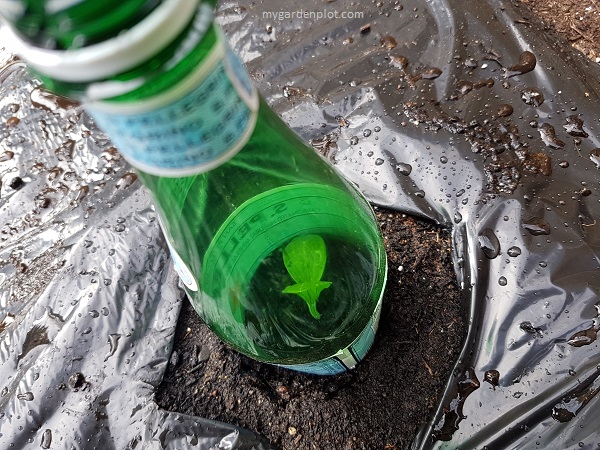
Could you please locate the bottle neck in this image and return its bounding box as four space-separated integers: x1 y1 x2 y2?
2 0 217 88
8 0 163 50
2 0 258 177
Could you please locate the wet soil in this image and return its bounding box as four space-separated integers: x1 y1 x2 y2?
156 2 600 449
156 210 466 450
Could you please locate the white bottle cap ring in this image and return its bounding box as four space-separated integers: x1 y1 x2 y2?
5 0 202 82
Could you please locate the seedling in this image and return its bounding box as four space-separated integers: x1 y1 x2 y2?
282 234 332 319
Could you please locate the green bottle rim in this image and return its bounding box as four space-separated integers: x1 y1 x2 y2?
5 0 208 82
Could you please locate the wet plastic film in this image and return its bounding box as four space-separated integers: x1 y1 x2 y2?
222 1 600 448
2 0 600 448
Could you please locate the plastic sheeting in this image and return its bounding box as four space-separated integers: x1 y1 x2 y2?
1 0 600 448
0 25 271 450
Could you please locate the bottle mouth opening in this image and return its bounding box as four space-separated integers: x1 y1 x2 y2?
4 0 209 82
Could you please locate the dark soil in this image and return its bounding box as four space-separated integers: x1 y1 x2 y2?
156 3 600 450
516 0 600 63
156 210 466 450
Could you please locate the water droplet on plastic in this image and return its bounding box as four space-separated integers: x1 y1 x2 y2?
40 429 52 449
421 67 443 80
380 35 397 50
478 228 501 259
104 334 121 361
349 136 358 145
1 386 8 397
114 224 126 232
567 326 598 347
89 310 100 318
539 261 547 268
390 55 409 70
54 139 75 162
84 240 93 248
8 177 24 190
374 126 381 132
498 276 507 286
116 172 138 189
564 115 589 137
484 370 500 387
440 156 448 164
17 392 34 401
30 88 78 112
538 123 565 149
0 151 14 162
504 51 537 78
103 279 112 286
375 158 384 166
507 246 521 257
589 149 600 169
415 190 425 198
34 196 51 209
521 87 544 107
559 160 569 168
6 116 21 128
335 115 349 127
453 212 462 224
101 307 109 316
523 217 551 236
496 104 513 117
520 321 543 336
396 163 412 175
363 129 372 137
68 372 86 389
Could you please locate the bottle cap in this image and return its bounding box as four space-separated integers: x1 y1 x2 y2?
4 0 203 82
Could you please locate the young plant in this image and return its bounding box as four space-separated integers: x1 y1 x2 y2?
282 234 332 319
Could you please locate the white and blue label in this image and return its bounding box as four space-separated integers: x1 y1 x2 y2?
85 32 259 177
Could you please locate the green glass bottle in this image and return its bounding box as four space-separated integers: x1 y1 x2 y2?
1 0 388 375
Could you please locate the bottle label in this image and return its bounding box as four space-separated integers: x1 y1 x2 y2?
84 30 259 177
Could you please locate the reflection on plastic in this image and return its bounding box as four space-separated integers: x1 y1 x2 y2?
552 368 600 423
431 367 480 442
227 0 600 448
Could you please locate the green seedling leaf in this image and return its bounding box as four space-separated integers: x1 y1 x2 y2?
282 235 332 319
